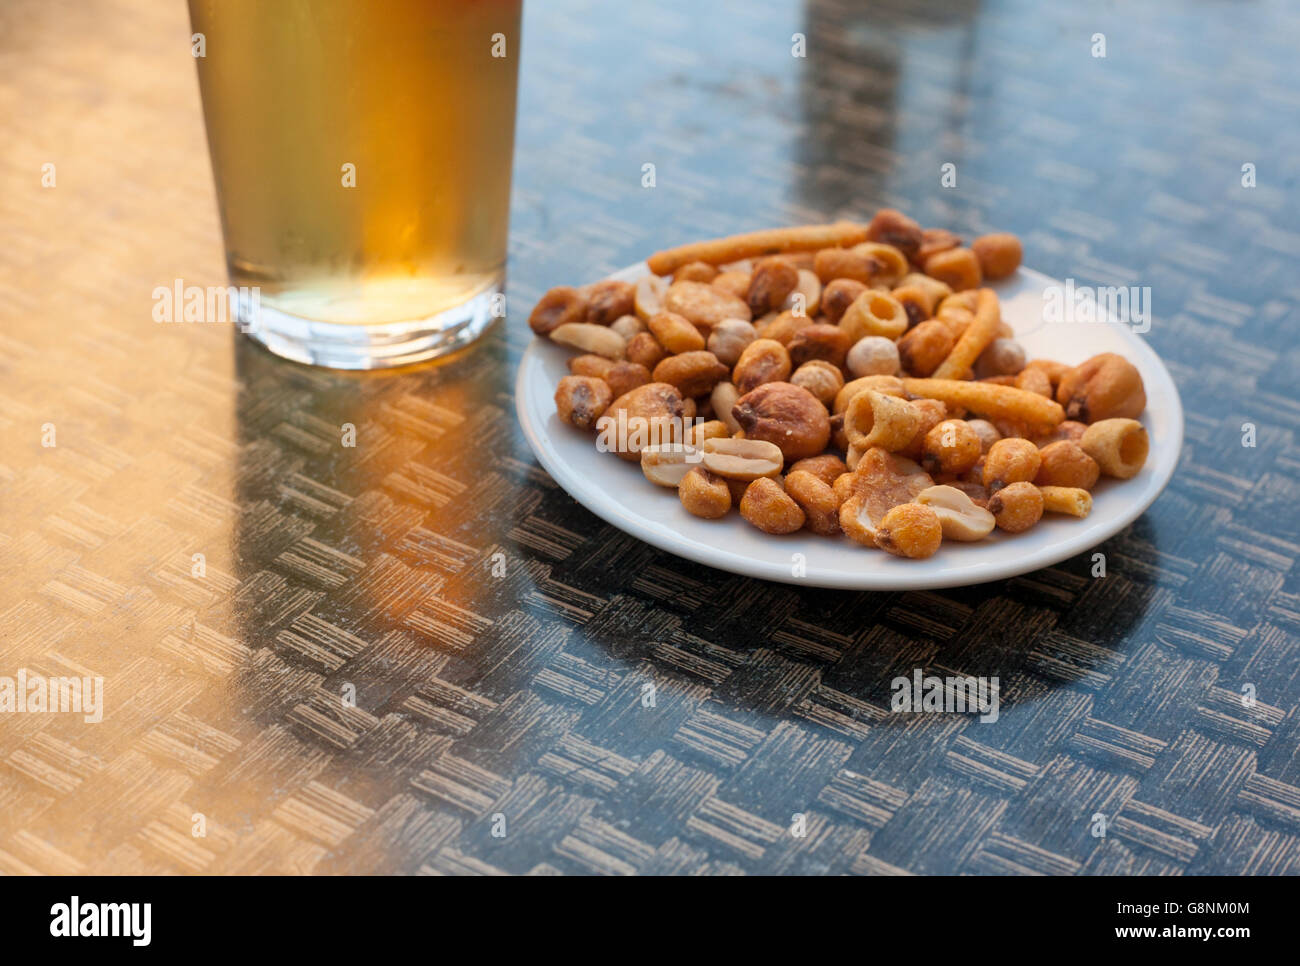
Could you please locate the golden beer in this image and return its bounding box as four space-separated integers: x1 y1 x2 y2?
188 0 522 367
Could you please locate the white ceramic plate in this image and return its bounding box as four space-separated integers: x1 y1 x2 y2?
516 264 1183 590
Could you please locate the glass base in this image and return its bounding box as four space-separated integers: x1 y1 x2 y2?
233 279 502 370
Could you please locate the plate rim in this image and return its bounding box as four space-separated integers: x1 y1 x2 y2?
515 263 1184 591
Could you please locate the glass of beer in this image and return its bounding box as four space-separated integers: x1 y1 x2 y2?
188 0 523 369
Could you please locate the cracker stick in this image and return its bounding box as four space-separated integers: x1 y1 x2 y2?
932 288 1000 380
902 377 1065 430
646 222 869 276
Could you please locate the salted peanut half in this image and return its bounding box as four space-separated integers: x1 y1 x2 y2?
641 443 700 487
634 274 669 321
915 484 995 541
1080 418 1149 479
782 269 823 317
844 390 922 451
710 381 742 434
789 454 848 487
550 322 627 360
700 437 784 481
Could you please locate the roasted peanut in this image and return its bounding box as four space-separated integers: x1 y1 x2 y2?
647 311 706 354
1014 366 1053 398
897 319 955 377
732 382 831 461
678 466 731 518
789 454 848 487
840 290 909 342
664 280 752 328
898 398 949 461
706 318 758 367
530 285 588 334
710 381 742 434
652 350 730 397
916 227 961 265
788 324 851 369
987 481 1044 533
782 269 823 317
675 261 719 283
921 420 982 475
932 305 974 341
845 391 921 451
700 436 784 481
612 315 647 341
641 444 700 487
974 338 1027 379
732 338 792 394
712 270 752 301
1080 418 1149 479
600 382 686 461
625 331 667 369
790 360 844 406
821 278 870 324
569 354 614 379
757 310 813 347
1056 353 1146 423
966 418 1001 453
982 437 1042 492
555 376 613 431
971 233 1023 280
924 248 982 291
1039 485 1092 518
747 257 800 315
784 470 841 536
634 274 668 321
603 361 651 399
1034 440 1100 490
740 477 806 534
686 419 730 448
915 484 996 541
875 503 943 558
866 208 923 259
584 279 635 325
846 336 900 378
550 322 627 359
898 272 953 307
814 247 877 286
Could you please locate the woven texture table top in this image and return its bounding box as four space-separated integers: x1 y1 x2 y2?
1 0 1298 875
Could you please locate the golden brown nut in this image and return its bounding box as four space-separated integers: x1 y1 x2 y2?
647 311 706 354
633 274 668 321
712 270 752 301
921 420 982 475
966 418 1001 453
787 324 851 369
1015 366 1053 398
987 481 1044 533
971 233 1023 280
846 336 900 378
603 361 652 399
600 382 687 461
530 285 588 335
875 503 943 558
783 269 823 317
1080 418 1149 479
555 376 613 431
813 247 878 286
974 338 1027 379
739 477 806 534
788 454 848 487
675 261 719 283
685 419 730 448
784 470 841 536
866 208 923 259
550 323 627 359
584 279 636 325
700 437 784 481
821 278 870 324
756 310 813 347
610 314 646 341
652 351 730 397
569 354 614 379
1034 440 1100 490
747 257 800 315
664 280 752 328
1032 420 1087 447
923 248 982 291
982 437 1042 492
710 381 742 434
732 382 831 461
897 320 955 377
732 338 792 394
898 398 949 461
625 331 667 369
1056 353 1146 423
916 228 962 265
641 444 699 487
790 360 844 406
679 466 731 519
